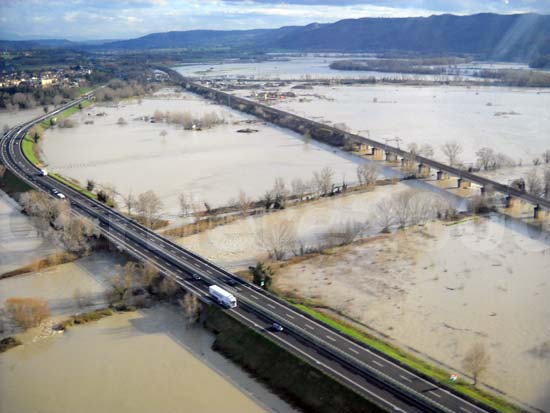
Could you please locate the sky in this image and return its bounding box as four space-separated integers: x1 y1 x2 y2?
1 0 549 41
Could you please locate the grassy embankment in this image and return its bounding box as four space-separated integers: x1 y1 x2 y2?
204 306 387 413
295 304 520 413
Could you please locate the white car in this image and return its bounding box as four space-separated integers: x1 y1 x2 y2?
40 169 48 176
56 193 66 199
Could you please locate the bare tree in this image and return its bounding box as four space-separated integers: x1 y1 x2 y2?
179 293 202 326
321 220 368 247
272 177 289 206
237 190 253 215
525 169 543 197
441 141 463 166
419 144 434 158
5 297 50 329
116 117 127 126
256 219 297 260
375 198 396 233
136 190 164 228
160 129 167 141
476 147 496 170
29 124 44 143
291 177 308 199
462 342 490 386
313 167 334 195
178 193 193 217
54 213 100 255
122 192 136 215
73 288 94 309
543 150 550 164
544 168 550 200
356 163 379 186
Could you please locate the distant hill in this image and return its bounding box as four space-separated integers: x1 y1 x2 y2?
100 13 550 62
2 13 550 62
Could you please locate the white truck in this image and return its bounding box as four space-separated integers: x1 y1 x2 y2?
209 285 237 308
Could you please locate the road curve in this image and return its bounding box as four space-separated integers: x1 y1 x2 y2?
1 95 499 413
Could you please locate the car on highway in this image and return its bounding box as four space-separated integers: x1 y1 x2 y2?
51 188 59 195
191 273 202 281
40 169 48 176
271 322 284 332
223 277 238 286
56 193 66 199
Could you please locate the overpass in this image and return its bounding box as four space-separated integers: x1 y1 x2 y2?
1 93 501 413
172 70 550 217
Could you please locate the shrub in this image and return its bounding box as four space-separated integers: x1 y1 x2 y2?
5 297 50 329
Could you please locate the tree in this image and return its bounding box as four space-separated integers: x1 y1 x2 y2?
237 190 253 215
136 190 163 228
291 177 308 199
29 124 44 143
256 219 297 260
178 193 193 217
53 213 99 255
116 117 127 126
248 262 274 289
5 297 50 329
441 141 463 166
322 220 367 247
0 165 6 180
462 343 490 386
313 167 334 195
543 150 550 164
179 293 201 325
544 168 550 200
375 197 396 233
122 192 136 215
159 129 167 141
86 179 96 192
525 169 543 197
271 177 289 207
476 147 496 170
356 163 379 186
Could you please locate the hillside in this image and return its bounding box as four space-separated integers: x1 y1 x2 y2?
100 13 550 61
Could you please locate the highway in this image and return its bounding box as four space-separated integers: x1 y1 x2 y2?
0 94 498 413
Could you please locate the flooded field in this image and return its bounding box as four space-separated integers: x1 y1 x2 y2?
275 216 550 411
0 191 58 275
177 183 410 270
267 84 550 166
0 107 43 131
174 56 529 81
0 305 295 413
0 252 122 317
41 89 361 216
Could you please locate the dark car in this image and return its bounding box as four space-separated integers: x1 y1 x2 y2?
191 273 201 281
271 323 284 332
224 277 238 286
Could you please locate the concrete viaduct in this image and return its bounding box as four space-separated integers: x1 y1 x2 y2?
168 69 549 219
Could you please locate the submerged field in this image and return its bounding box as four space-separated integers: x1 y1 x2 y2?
248 83 550 166
41 88 363 216
274 216 550 411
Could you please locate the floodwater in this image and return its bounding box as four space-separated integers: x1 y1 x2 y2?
0 252 121 316
174 56 529 81
0 305 296 413
269 84 550 166
41 89 363 215
276 216 550 411
0 107 43 131
0 190 58 275
178 183 411 270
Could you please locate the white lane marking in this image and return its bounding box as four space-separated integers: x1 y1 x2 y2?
285 313 295 319
305 324 315 330
372 360 384 368
349 347 359 354
399 374 412 383
250 295 259 300
460 407 473 413
233 311 402 412
326 335 336 342
430 391 441 399
267 304 276 309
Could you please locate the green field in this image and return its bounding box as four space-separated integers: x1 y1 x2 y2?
295 304 520 413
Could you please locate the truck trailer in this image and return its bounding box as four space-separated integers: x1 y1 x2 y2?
209 285 237 308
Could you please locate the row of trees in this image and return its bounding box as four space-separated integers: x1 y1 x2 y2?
94 79 159 103
0 84 80 111
19 190 99 255
152 110 225 130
